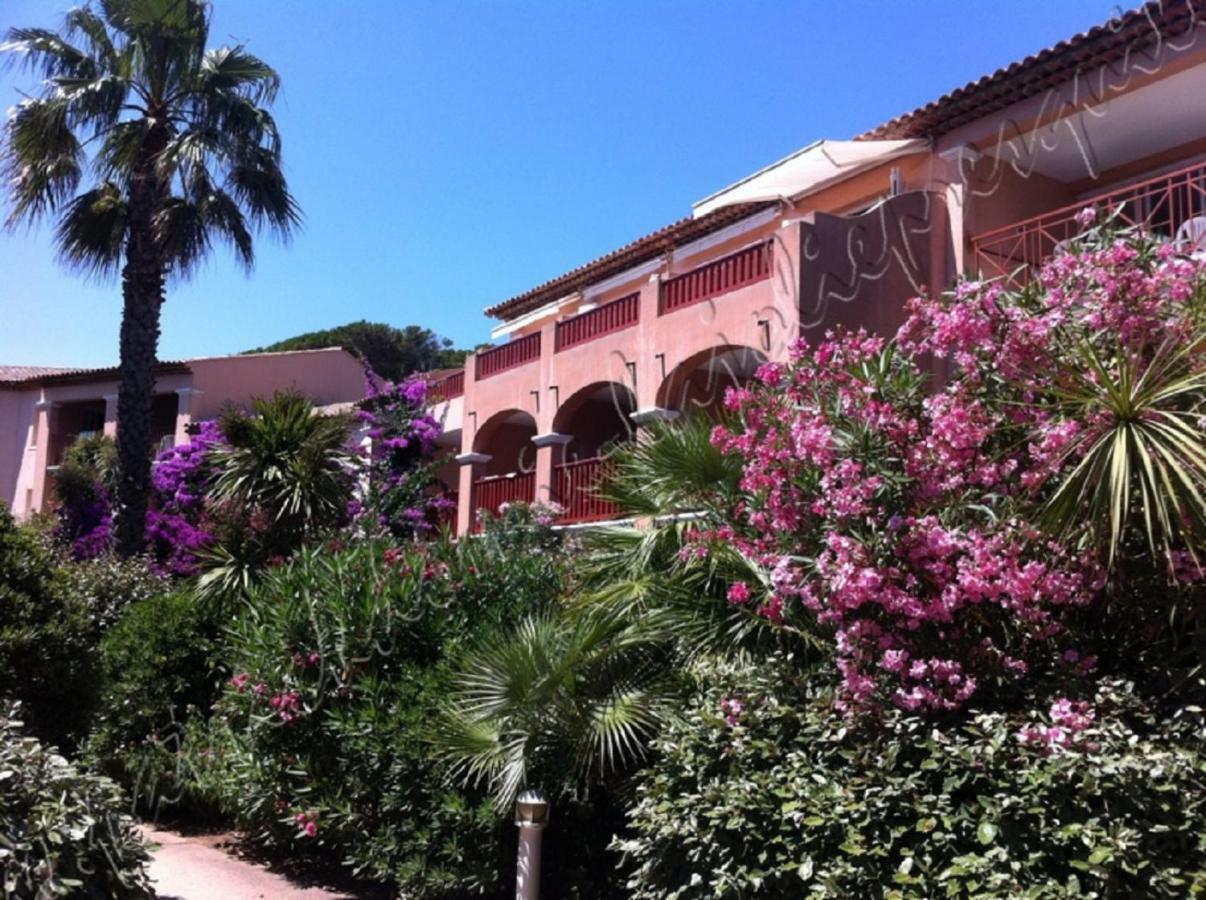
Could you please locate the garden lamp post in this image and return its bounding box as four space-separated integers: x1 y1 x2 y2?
514 789 549 900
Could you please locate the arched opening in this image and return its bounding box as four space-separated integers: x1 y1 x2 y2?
471 409 537 523
657 344 767 420
433 428 461 534
551 381 637 524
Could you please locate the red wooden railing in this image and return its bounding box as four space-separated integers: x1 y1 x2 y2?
426 371 465 403
475 333 541 381
554 456 618 524
555 293 640 351
473 472 535 527
973 160 1206 281
659 241 772 315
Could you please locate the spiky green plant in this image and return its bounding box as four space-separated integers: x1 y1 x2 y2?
1040 330 1206 571
1 0 299 555
433 612 673 809
576 415 816 658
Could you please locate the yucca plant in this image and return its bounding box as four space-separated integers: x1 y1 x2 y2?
433 612 674 810
1 0 298 555
199 392 352 598
1040 332 1206 571
210 391 353 530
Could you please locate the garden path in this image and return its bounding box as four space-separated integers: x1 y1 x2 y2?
142 826 364 900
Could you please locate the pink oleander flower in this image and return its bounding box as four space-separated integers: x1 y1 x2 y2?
1073 206 1097 228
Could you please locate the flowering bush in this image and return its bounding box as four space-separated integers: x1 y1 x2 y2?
52 434 116 560
617 657 1206 899
188 526 566 896
353 371 452 537
708 227 1205 714
145 420 222 575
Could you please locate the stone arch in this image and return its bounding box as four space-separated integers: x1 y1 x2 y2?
472 408 538 477
552 380 637 462
656 344 767 419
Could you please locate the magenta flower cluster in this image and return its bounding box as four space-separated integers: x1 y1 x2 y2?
709 225 1204 716
355 370 451 535
145 420 223 575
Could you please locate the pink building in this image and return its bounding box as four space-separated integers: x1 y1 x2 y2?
426 2 1206 534
0 347 365 519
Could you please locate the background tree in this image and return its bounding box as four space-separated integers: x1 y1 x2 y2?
247 320 468 381
1 0 299 555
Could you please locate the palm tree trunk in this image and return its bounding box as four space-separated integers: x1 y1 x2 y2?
112 146 166 558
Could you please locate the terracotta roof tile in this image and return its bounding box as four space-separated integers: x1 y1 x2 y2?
861 1 1203 140
483 201 775 321
0 361 191 389
0 365 80 382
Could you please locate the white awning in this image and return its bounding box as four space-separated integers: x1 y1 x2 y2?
692 138 928 218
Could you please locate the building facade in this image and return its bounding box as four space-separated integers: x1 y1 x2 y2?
0 347 365 519
425 1 1206 535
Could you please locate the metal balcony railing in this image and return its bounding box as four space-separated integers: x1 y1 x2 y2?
472 471 535 528
427 370 465 402
972 160 1206 281
554 456 618 524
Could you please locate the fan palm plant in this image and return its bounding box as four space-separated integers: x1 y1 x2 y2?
433 612 673 810
1 0 299 555
577 415 813 658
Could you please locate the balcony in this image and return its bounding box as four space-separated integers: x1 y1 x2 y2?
555 292 639 352
659 241 771 315
973 160 1206 281
554 456 618 524
473 471 535 528
475 332 541 381
427 371 465 402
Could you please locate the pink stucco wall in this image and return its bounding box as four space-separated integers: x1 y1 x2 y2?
0 347 364 520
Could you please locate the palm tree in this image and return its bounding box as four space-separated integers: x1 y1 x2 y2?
1 0 299 555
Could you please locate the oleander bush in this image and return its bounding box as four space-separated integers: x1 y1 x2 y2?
0 705 152 899
617 656 1206 899
189 514 566 897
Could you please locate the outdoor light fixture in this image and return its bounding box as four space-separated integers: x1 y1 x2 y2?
514 790 550 827
514 789 549 900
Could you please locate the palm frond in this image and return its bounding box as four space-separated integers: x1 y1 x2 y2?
2 98 83 226
53 182 127 276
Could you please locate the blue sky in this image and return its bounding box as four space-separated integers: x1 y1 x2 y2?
1 0 1114 367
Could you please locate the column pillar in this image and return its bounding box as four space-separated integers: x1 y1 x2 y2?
102 393 119 439
455 452 491 535
31 399 58 514
634 273 665 411
531 432 572 507
173 387 199 446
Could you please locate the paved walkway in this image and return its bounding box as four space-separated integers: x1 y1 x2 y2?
142 826 361 900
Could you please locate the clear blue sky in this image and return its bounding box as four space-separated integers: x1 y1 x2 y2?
1 0 1114 367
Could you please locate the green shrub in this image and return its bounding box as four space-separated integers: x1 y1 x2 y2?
58 555 167 633
617 657 1206 899
0 705 152 899
0 505 97 748
192 528 563 897
85 588 222 813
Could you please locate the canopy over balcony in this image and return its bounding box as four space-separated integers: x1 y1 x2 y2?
692 138 927 217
